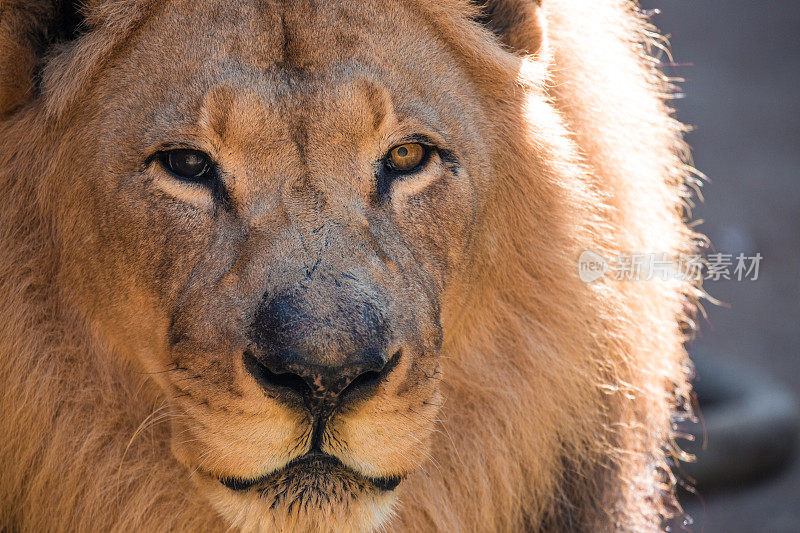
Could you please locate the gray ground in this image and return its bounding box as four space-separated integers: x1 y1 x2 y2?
640 1 800 531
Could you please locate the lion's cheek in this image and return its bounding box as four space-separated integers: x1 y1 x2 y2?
330 393 441 479
391 180 477 289
169 403 307 480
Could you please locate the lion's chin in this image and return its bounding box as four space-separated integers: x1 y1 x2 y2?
220 453 403 499
200 453 402 532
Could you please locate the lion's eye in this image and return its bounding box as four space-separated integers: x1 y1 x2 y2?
158 149 212 182
386 143 426 173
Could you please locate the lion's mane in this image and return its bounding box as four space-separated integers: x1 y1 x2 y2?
0 0 700 530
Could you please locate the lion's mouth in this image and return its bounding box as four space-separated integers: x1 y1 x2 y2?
218 452 403 494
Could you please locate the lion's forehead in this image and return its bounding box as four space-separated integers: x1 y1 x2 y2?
91 0 478 141
43 0 492 131
116 0 456 83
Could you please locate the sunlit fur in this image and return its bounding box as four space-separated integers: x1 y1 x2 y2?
0 0 700 531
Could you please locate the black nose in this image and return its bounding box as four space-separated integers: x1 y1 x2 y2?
243 348 398 406
244 292 396 408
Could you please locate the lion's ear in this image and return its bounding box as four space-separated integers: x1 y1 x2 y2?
470 0 545 55
0 0 85 117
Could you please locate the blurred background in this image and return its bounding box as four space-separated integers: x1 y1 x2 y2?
639 1 800 531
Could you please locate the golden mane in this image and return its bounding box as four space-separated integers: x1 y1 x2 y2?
0 0 700 530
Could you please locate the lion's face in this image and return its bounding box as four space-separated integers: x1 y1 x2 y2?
56 0 490 528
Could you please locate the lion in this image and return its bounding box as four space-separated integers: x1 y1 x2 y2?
0 0 701 531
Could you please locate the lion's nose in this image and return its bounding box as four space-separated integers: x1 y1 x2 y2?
244 291 397 408
243 348 398 405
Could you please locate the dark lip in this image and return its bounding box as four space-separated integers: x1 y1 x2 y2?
218 452 404 493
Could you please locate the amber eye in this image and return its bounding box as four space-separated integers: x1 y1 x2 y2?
158 149 212 182
387 143 426 172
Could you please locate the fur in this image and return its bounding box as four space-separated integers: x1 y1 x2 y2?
0 0 701 530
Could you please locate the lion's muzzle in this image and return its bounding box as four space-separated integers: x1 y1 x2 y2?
244 287 400 413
